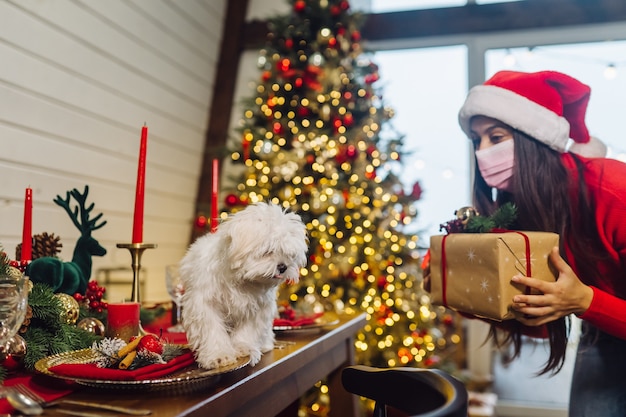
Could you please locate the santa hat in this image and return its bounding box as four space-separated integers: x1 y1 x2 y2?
458 70 606 157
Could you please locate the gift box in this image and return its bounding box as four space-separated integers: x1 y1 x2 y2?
429 231 559 320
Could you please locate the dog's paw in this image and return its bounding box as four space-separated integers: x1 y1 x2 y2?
195 351 239 370
247 348 262 366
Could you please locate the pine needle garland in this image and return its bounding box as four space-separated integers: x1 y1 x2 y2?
465 203 518 233
20 283 101 371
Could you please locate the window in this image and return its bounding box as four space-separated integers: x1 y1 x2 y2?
370 2 626 415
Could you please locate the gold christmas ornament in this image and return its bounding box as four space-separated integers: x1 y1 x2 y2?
455 206 479 225
54 293 80 325
77 317 105 336
6 266 23 280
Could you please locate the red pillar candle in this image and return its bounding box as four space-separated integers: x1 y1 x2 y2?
105 302 140 342
21 187 32 262
132 124 148 243
210 158 219 233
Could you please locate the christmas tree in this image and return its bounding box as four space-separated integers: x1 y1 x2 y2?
224 0 461 377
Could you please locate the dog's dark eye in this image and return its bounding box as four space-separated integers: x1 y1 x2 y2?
277 263 287 273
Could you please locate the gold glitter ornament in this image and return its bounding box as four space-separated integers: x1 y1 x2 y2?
54 293 80 325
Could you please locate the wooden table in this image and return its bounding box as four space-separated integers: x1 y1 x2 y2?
36 313 367 417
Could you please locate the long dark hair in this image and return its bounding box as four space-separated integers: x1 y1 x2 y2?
472 129 604 375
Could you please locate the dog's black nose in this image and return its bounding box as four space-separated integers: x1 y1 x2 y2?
277 263 287 274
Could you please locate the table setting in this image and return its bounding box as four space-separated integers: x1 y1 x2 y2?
0 125 363 417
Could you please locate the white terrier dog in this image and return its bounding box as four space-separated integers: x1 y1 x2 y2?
180 202 308 369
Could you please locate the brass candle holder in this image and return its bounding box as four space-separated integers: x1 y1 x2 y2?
116 242 157 334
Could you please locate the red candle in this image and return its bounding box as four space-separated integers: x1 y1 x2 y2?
132 124 148 243
210 159 219 233
243 139 250 162
21 187 32 262
105 302 140 341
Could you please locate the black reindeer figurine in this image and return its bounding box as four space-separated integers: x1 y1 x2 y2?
27 185 107 295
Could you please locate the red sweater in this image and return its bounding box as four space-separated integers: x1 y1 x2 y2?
562 153 626 339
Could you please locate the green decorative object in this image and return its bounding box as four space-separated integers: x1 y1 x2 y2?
26 185 107 295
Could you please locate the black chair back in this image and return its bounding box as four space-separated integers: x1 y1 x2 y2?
341 365 468 417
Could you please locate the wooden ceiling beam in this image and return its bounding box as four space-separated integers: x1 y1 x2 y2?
243 0 626 49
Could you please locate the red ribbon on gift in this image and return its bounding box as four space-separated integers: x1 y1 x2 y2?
440 230 532 307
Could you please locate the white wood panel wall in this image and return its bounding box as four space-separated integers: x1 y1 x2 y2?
0 0 226 302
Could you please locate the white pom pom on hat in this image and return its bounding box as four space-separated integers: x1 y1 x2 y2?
567 136 608 158
458 70 607 157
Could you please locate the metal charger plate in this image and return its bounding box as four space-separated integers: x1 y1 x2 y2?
35 348 250 393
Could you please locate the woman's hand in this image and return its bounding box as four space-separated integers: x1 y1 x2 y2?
511 247 594 326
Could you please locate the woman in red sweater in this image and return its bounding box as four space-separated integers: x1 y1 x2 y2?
456 70 626 416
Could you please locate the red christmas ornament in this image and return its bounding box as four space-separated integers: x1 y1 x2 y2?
377 276 387 289
261 71 271 82
294 77 303 88
330 5 341 16
294 0 306 12
285 38 294 49
343 113 354 127
278 58 291 73
351 30 361 41
332 117 343 132
137 334 164 355
365 170 376 180
273 122 284 134
345 144 358 160
195 215 208 229
225 194 239 207
297 106 309 118
424 356 441 367
340 0 350 10
327 37 337 48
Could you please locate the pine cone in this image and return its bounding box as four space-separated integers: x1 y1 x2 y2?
16 232 63 260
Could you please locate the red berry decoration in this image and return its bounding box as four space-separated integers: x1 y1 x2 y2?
75 280 107 312
137 334 164 355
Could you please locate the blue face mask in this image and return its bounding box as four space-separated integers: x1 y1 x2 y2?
475 140 515 191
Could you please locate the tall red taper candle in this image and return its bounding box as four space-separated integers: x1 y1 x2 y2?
21 187 33 262
132 124 148 243
210 158 219 233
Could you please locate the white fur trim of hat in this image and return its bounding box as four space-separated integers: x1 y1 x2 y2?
458 70 606 157
458 85 571 152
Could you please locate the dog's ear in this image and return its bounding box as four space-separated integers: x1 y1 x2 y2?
220 220 252 270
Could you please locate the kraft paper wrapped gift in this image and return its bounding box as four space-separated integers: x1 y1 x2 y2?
429 231 559 321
